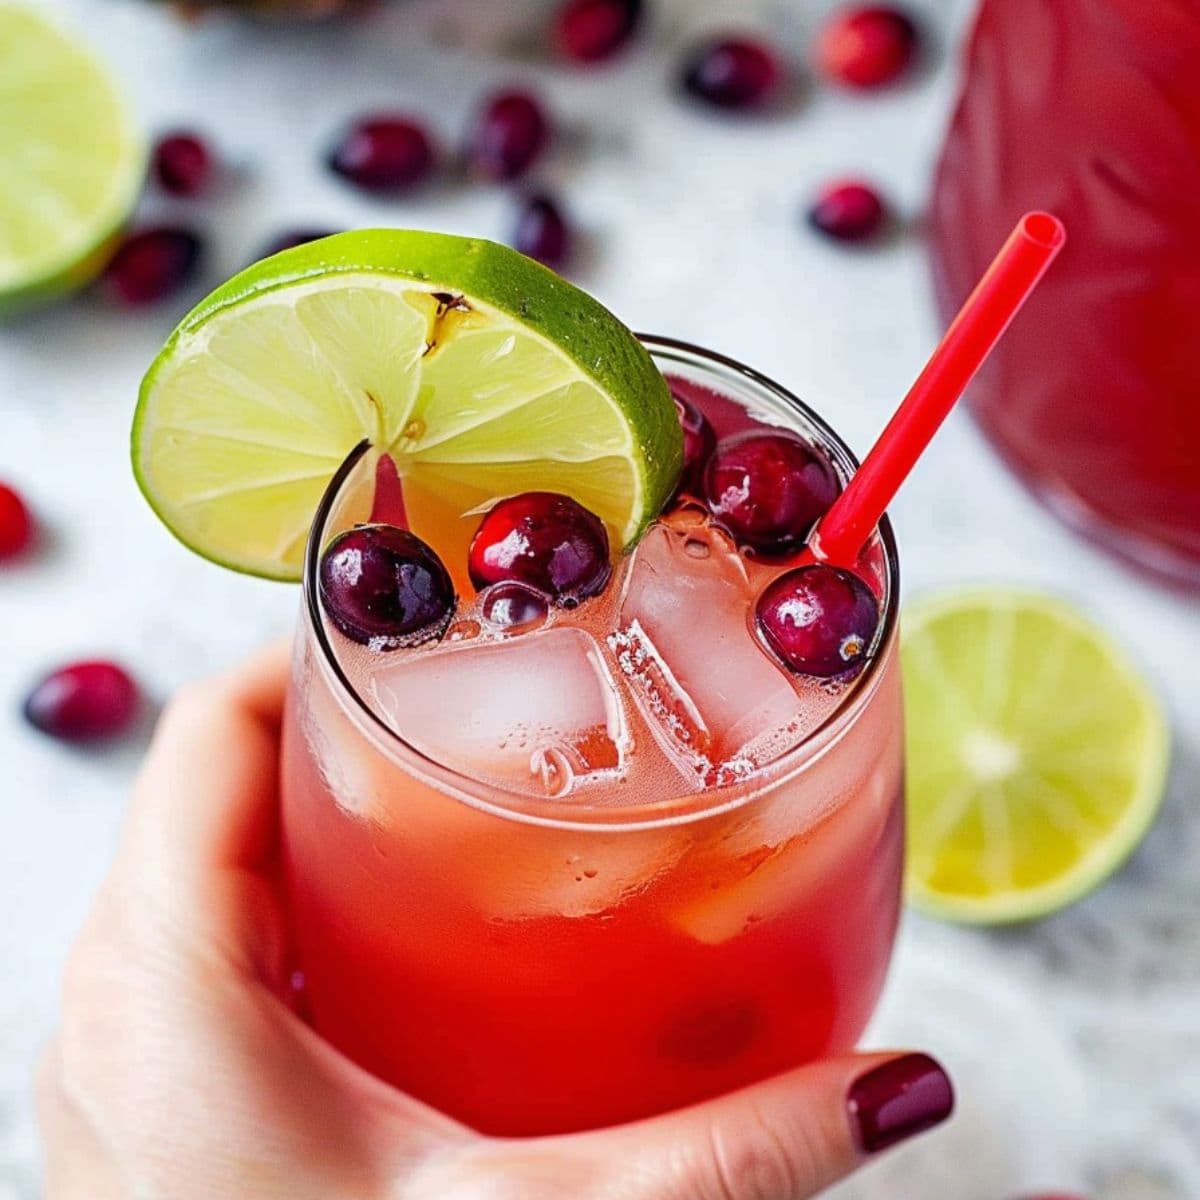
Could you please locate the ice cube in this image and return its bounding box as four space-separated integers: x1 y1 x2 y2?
481 825 692 921
612 523 804 772
368 627 630 796
671 746 901 945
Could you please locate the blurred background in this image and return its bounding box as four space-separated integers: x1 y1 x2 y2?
2 0 1198 1195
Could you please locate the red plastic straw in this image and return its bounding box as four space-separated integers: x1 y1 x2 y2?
810 212 1066 566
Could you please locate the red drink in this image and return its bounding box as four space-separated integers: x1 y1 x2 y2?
930 0 1200 588
282 339 903 1136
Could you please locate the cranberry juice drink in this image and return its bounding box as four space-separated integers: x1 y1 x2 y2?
282 338 902 1136
930 0 1200 588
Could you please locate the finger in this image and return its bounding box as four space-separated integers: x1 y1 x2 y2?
36 1040 125 1200
571 1051 953 1200
216 638 291 725
122 640 291 888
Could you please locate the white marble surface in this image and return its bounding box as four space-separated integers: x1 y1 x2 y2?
2 0 1198 1195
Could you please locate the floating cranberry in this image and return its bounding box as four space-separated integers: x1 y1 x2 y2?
258 229 339 259
807 181 887 242
319 525 455 649
101 228 201 305
554 0 642 63
815 6 918 89
23 661 140 742
660 998 759 1065
327 116 435 192
673 392 716 496
0 483 34 560
481 581 550 632
681 36 782 110
152 131 213 196
756 564 879 678
467 90 550 181
704 431 839 554
512 193 571 269
469 492 610 604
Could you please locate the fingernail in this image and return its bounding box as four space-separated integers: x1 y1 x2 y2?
847 1053 954 1153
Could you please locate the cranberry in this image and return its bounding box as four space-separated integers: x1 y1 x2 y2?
0 483 34 560
23 661 140 742
808 181 887 242
327 116 435 192
681 36 782 110
704 432 839 554
467 90 550 181
101 228 201 305
756 564 879 678
673 392 716 496
480 581 550 632
554 0 642 63
660 999 758 1065
258 229 339 258
319 525 455 649
469 492 610 603
512 193 571 269
152 131 213 196
815 6 918 89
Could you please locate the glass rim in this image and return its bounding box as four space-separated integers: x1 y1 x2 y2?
301 334 901 831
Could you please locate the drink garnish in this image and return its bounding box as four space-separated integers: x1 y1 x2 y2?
132 229 682 580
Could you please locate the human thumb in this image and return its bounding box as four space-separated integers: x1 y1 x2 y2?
576 1051 953 1199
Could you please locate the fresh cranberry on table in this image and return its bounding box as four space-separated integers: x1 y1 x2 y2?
23 661 140 742
258 229 339 259
672 392 716 496
554 0 642 63
756 564 879 678
469 492 610 604
0 483 34 560
512 193 571 269
815 6 918 89
320 525 456 649
152 131 213 197
327 115 436 192
101 228 202 305
466 90 550 181
807 181 887 242
681 36 782 110
704 431 840 554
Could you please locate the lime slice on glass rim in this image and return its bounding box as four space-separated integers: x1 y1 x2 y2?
902 588 1170 924
0 4 145 317
132 229 682 580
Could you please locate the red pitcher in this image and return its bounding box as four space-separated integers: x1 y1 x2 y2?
931 0 1200 589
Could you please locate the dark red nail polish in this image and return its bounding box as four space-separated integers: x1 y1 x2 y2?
848 1053 954 1153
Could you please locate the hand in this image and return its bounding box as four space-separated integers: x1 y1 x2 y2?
38 643 953 1199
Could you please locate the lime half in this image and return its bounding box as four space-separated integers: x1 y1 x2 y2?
902 588 1170 924
132 229 682 580
0 5 145 316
